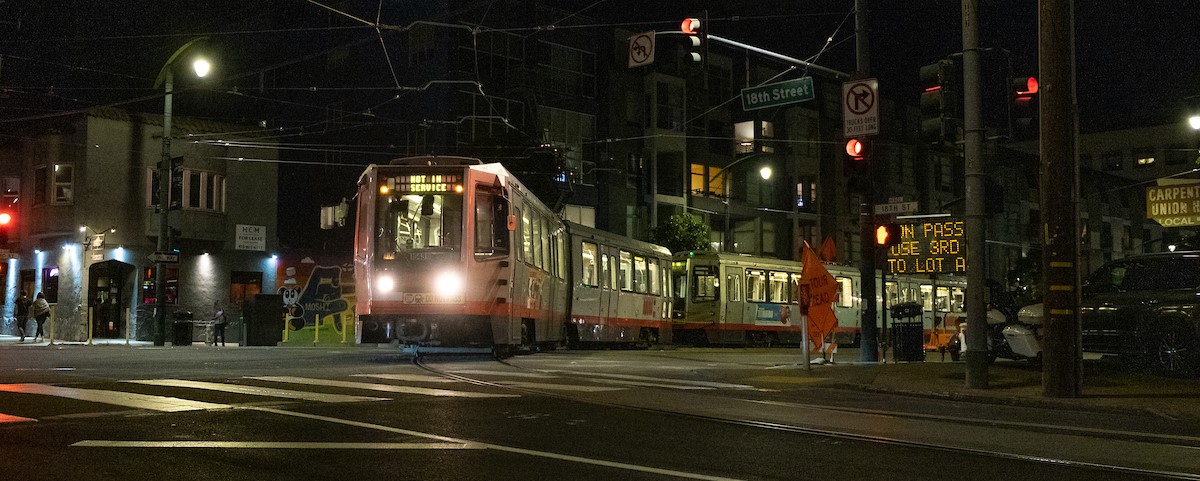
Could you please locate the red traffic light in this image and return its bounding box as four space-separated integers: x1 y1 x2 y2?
845 138 865 160
0 212 11 225
1013 76 1038 95
681 18 701 35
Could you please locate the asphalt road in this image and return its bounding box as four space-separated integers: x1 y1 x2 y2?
0 346 1195 480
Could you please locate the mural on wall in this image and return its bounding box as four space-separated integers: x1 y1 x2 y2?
275 255 354 343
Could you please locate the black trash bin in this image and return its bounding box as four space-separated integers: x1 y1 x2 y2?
172 311 193 347
889 302 925 362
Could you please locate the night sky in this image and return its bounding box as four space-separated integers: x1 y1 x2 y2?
2 1 1197 247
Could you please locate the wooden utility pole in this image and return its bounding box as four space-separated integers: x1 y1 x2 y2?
1039 0 1083 397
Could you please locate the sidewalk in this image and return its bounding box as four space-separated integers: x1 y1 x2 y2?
0 335 232 348
679 347 1200 421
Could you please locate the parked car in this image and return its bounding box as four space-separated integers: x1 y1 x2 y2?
1081 252 1200 376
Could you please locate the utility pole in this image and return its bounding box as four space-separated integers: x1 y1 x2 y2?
962 0 989 387
1040 0 1083 397
854 0 879 362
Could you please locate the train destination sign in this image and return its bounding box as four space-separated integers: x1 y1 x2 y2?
384 174 462 194
883 219 967 274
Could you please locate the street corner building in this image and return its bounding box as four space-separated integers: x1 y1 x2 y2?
0 107 280 344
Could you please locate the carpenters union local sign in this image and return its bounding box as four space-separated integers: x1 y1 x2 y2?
741 77 814 111
1147 182 1200 227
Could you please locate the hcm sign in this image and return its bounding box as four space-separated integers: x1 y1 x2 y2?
1147 182 1200 227
883 219 967 274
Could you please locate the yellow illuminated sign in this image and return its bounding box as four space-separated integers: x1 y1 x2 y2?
883 219 967 274
383 174 462 194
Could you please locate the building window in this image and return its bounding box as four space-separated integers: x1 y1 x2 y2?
1166 145 1189 165
1101 150 1123 171
229 271 263 307
34 167 47 205
1133 148 1156 168
52 164 74 204
655 82 683 130
141 266 179 305
1 176 17 209
42 267 60 303
144 168 226 212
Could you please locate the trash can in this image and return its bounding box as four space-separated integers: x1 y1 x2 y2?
889 302 925 362
172 311 193 347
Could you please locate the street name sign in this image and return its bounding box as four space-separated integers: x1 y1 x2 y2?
741 77 815 111
843 78 879 137
883 218 967 275
874 201 918 215
149 252 179 263
1146 182 1200 227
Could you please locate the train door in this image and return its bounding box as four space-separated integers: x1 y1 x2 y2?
601 247 617 339
571 239 601 343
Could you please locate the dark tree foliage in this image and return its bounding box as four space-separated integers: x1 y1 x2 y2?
649 213 712 253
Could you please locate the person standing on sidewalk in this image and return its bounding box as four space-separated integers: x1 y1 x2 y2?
212 302 228 347
30 292 50 342
15 291 31 342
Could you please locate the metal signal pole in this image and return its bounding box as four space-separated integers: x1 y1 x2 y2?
855 0 879 362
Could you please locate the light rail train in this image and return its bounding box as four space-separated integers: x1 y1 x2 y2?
354 156 966 354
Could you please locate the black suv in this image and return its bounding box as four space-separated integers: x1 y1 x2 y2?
1081 252 1200 375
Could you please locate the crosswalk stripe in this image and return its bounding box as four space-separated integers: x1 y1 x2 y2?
352 373 460 383
248 376 519 398
587 379 715 390
0 383 229 412
543 370 756 389
0 413 37 424
72 441 484 450
448 369 559 379
124 380 387 403
498 381 625 392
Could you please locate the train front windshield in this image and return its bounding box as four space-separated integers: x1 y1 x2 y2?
376 175 464 260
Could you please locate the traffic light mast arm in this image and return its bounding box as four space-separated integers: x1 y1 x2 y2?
655 31 849 80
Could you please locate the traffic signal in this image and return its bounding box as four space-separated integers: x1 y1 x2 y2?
845 138 866 161
1010 75 1039 140
919 59 960 143
0 210 12 247
681 17 703 63
875 223 901 248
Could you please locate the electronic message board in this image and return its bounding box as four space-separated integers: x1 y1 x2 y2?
883 219 967 274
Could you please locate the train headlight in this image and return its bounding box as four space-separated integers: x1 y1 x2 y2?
377 275 396 293
434 270 464 297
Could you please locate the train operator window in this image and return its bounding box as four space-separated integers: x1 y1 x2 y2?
633 255 648 293
619 250 633 291
376 189 463 259
836 277 854 307
746 269 767 302
581 242 599 286
692 265 718 301
768 271 790 303
473 185 509 258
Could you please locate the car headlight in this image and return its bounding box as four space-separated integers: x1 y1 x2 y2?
434 271 463 297
377 275 396 293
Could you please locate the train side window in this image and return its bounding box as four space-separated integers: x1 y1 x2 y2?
473 185 509 258
609 254 618 289
557 233 567 279
836 277 854 307
539 217 550 271
885 281 899 306
619 250 633 291
517 207 529 263
531 215 543 269
647 258 659 295
768 271 790 303
746 269 767 302
692 265 718 301
951 287 965 312
936 287 950 312
789 274 801 304
920 285 933 311
581 242 599 287
727 273 741 302
633 255 648 293
601 253 611 289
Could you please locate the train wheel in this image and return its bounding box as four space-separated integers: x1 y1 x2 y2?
635 328 654 350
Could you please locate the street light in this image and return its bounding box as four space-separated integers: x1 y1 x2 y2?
152 38 211 346
1189 115 1200 131
718 153 773 252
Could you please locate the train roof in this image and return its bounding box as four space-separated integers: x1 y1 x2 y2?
564 221 671 257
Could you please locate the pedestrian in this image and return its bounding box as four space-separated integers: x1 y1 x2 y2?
212 302 227 347
15 290 31 342
30 292 50 343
